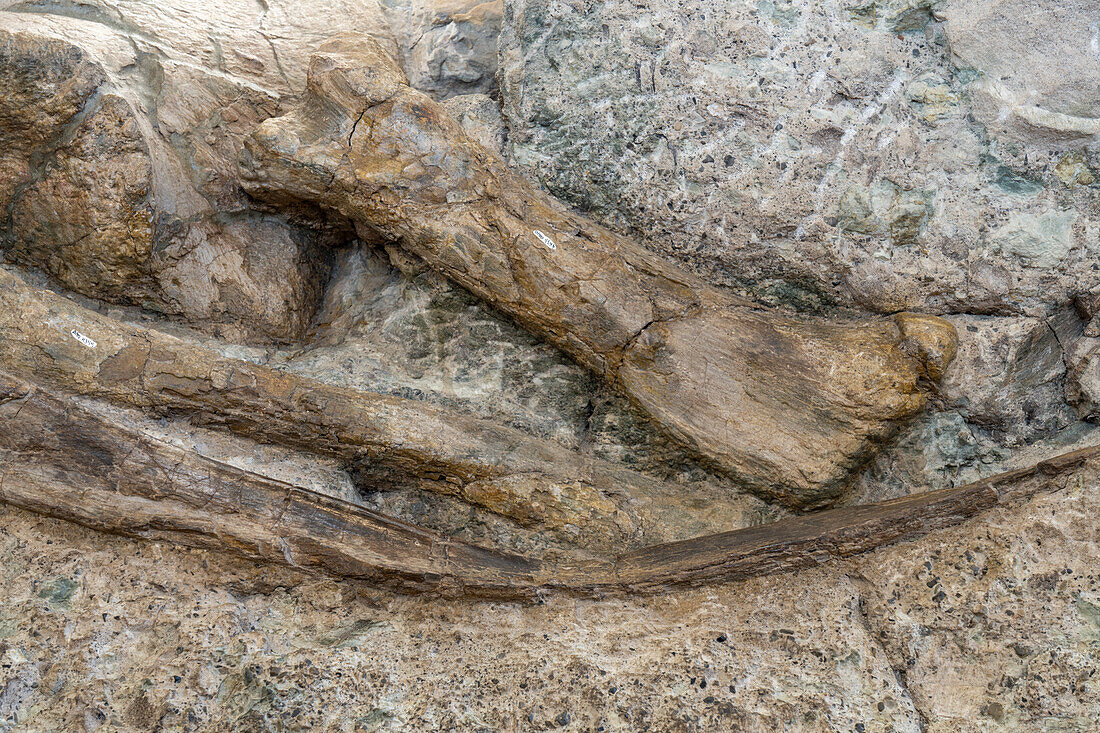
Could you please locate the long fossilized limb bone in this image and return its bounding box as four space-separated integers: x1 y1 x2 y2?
0 371 547 597
2 370 1093 598
239 34 958 507
0 266 753 552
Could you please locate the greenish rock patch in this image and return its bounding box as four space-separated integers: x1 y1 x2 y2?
993 210 1077 269
836 180 934 246
35 576 76 610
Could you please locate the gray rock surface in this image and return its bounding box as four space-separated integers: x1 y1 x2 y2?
945 0 1100 142
940 315 1076 443
383 0 502 100
442 92 506 153
499 0 1100 318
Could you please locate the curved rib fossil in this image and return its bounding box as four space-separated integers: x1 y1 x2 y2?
2 370 1093 599
239 33 958 507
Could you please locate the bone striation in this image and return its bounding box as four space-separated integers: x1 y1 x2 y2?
0 266 764 553
0 371 547 598
1 368 1094 599
239 34 958 507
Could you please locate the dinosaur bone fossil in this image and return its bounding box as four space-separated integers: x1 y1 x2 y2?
0 371 541 597
0 266 753 552
239 34 958 507
2 370 1092 599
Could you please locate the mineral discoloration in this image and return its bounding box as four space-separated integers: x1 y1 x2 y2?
499 0 1100 318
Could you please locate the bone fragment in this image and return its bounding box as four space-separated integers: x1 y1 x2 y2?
1 370 1091 598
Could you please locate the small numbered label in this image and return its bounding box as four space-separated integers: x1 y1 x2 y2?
533 229 557 251
70 329 97 348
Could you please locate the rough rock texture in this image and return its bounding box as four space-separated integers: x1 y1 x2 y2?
442 92 506 153
240 34 956 507
499 0 1100 318
1 454 1098 729
383 0 503 100
3 1 1100 727
293 245 605 450
12 365 1090 601
940 314 1076 443
497 0 1100 508
1065 292 1100 420
848 311 1088 503
0 0 395 342
945 0 1100 143
1068 339 1100 420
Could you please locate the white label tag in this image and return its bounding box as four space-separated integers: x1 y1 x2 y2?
533 229 557 251
70 329 97 349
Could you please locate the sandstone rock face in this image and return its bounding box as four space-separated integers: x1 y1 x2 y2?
0 1 394 342
945 0 1100 142
499 0 1100 318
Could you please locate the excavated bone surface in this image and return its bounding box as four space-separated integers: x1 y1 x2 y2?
3 1 1100 726
0 0 397 341
5 260 779 556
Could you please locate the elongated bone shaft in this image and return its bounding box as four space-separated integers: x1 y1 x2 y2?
1 370 1092 597
0 372 546 597
0 266 749 551
239 34 958 507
